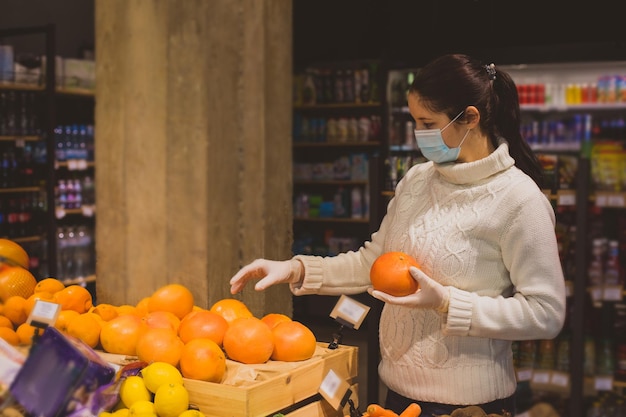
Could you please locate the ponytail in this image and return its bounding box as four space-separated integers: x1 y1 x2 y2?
492 70 544 188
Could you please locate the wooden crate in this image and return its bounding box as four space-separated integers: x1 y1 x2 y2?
100 343 358 417
183 343 358 417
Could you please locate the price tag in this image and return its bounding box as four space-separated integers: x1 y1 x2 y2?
603 285 623 301
550 371 570 387
607 194 625 207
81 205 95 217
516 368 533 382
27 300 61 329
596 194 608 207
15 138 25 148
55 206 66 219
590 286 603 303
330 295 370 330
77 159 88 170
531 370 551 385
557 191 576 206
319 369 351 410
68 159 79 170
594 376 613 391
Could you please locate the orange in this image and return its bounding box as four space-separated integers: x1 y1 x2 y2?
100 314 148 356
209 298 253 325
92 303 119 322
261 313 291 329
52 285 93 313
148 284 194 320
271 320 317 362
34 277 65 294
142 311 181 333
0 315 13 329
0 266 37 302
24 291 54 317
0 326 20 345
223 317 274 364
179 338 226 382
16 322 38 345
117 304 140 316
3 295 27 326
54 309 80 332
66 312 102 348
136 327 184 366
0 239 29 269
178 310 228 346
135 297 151 317
370 251 421 297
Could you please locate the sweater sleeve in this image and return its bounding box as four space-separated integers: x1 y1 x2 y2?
289 163 428 296
445 190 567 341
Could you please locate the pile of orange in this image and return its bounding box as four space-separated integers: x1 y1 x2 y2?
0 238 320 385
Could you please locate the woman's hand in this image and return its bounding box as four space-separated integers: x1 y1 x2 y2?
230 259 303 294
368 266 450 312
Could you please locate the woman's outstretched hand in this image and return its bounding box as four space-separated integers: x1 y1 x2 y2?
230 258 303 294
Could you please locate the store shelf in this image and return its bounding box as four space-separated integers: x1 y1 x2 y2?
294 216 370 224
0 81 44 91
294 102 381 110
293 141 381 149
0 135 41 142
0 186 43 193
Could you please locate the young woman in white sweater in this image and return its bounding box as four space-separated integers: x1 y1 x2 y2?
230 53 566 416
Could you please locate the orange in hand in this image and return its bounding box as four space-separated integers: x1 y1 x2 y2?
370 251 420 297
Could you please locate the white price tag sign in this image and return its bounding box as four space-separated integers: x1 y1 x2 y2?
594 376 613 391
55 206 66 219
516 368 533 382
27 300 61 328
81 205 95 217
531 371 551 385
318 369 351 410
557 192 576 206
77 159 88 170
603 285 623 301
550 371 570 387
590 286 603 303
68 159 79 170
330 295 370 330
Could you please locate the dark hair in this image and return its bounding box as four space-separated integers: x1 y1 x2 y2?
408 54 544 188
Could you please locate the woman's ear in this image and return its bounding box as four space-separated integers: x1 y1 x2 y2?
463 106 480 128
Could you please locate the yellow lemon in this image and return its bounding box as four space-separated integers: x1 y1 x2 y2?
120 375 151 408
112 408 130 417
153 383 189 417
98 413 113 417
140 362 183 394
128 400 156 417
178 411 206 417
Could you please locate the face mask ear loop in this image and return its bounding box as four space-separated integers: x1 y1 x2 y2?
441 110 465 132
457 128 471 148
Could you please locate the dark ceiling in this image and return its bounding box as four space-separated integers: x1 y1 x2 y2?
293 0 626 70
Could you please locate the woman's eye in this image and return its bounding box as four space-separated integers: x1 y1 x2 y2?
423 123 434 129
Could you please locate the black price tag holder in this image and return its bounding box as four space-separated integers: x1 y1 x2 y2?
327 295 370 349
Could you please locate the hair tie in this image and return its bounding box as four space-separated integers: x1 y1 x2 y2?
485 63 496 81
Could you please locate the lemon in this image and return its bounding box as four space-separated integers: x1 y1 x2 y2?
178 410 206 417
120 375 152 408
98 413 113 417
112 409 130 417
141 362 184 394
128 400 157 417
153 383 189 417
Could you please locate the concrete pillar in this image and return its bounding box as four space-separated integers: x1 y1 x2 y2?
94 0 293 317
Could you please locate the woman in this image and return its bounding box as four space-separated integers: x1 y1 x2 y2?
229 54 566 415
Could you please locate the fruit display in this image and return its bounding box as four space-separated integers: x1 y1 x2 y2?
370 251 421 297
0 240 347 417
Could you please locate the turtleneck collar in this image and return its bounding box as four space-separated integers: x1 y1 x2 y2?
433 140 515 185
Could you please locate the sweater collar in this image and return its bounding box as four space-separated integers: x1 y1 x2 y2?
433 139 515 185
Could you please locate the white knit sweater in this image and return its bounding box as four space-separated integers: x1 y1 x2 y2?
291 141 567 405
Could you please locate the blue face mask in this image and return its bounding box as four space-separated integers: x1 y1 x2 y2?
414 111 470 163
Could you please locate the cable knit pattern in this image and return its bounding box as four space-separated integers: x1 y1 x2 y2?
291 141 566 405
